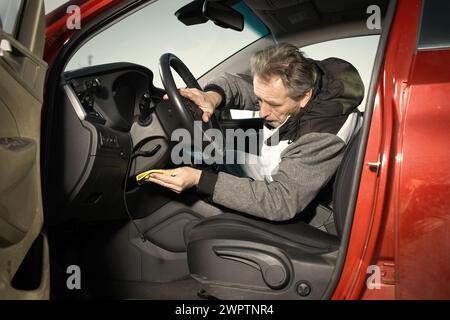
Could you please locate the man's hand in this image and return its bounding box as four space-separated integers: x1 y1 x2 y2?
163 88 222 123
145 167 202 194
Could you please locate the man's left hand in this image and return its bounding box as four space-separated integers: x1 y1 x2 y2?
145 167 202 194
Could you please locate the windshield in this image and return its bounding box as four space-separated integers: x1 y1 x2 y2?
63 0 269 87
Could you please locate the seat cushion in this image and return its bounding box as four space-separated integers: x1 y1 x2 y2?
185 212 339 253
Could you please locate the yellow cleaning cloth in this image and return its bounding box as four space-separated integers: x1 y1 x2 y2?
136 169 169 185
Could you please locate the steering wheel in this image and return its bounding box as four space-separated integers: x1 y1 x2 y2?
159 53 216 133
159 53 222 166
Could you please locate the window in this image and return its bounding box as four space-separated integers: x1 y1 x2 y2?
418 0 450 50
0 0 24 36
225 34 380 120
65 0 268 88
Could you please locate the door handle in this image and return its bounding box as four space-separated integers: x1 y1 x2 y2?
0 38 27 58
0 39 12 57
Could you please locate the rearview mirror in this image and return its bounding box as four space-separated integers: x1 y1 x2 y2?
175 0 244 32
175 0 208 26
202 1 244 31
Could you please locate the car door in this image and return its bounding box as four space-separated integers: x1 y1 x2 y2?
0 0 49 299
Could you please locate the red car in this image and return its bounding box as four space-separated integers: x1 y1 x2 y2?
0 0 449 300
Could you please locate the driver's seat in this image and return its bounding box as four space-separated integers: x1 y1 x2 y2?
184 130 362 299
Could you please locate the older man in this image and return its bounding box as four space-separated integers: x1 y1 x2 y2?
147 43 364 221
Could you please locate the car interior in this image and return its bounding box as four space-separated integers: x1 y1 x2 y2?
41 0 391 299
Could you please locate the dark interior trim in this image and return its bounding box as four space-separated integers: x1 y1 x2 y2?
321 0 398 299
12 0 26 39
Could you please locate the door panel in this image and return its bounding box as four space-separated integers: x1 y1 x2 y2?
0 0 48 299
398 50 450 299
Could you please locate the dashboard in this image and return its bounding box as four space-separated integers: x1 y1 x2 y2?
47 63 171 224
65 63 159 131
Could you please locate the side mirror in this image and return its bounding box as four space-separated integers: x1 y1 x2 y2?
202 1 244 31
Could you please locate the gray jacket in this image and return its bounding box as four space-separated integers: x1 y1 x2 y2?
197 58 364 221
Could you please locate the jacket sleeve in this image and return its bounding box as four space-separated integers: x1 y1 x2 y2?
200 133 346 221
204 72 259 111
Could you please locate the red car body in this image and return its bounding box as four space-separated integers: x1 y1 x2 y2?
336 0 450 299
44 0 450 299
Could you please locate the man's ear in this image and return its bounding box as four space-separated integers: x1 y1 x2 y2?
300 89 313 108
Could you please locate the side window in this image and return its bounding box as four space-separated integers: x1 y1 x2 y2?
301 35 380 112
0 0 24 36
227 34 380 120
418 0 450 50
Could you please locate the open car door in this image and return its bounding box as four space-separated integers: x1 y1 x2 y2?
0 0 49 299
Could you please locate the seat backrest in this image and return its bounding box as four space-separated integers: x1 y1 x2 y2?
332 130 362 237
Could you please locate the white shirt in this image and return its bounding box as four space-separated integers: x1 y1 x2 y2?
239 116 291 182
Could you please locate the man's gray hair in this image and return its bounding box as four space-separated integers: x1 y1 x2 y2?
250 43 316 101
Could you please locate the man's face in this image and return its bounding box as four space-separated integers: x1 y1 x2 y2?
253 75 310 128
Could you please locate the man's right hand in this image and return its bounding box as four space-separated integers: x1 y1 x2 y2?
163 88 222 123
